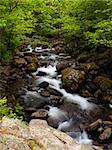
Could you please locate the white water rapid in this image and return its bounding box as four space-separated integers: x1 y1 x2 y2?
24 45 96 145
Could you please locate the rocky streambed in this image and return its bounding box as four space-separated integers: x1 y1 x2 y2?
0 44 112 150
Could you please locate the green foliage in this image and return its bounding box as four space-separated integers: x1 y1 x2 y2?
33 0 112 50
0 0 34 61
0 0 112 62
0 97 24 120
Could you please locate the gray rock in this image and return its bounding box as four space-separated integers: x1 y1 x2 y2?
40 90 50 97
38 81 49 88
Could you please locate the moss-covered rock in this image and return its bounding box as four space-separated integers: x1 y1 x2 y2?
94 76 112 91
81 90 93 97
56 61 70 73
80 62 99 72
62 68 85 92
103 90 112 103
26 63 38 73
24 55 38 65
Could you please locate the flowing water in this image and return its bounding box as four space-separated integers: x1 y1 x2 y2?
20 45 111 146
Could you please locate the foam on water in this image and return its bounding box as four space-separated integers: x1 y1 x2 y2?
38 55 46 60
27 45 33 52
58 118 73 131
109 104 112 109
77 130 92 145
49 85 94 110
37 76 61 88
35 46 42 52
67 131 81 139
37 65 57 77
49 54 56 60
35 47 50 52
48 106 68 121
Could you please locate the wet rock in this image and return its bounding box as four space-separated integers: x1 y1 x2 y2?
42 44 49 49
39 60 49 67
81 90 93 97
80 62 99 72
108 115 112 121
103 121 112 127
24 55 38 65
87 119 103 132
94 76 112 91
85 81 97 93
40 90 50 97
103 90 112 103
48 87 63 96
31 109 48 119
56 61 70 73
24 52 36 56
50 95 64 106
94 89 103 98
23 94 48 109
38 81 49 88
26 63 38 73
103 95 112 103
14 58 27 67
99 128 112 141
37 71 47 76
77 54 88 63
1 66 16 76
62 68 85 92
87 118 112 144
53 40 66 54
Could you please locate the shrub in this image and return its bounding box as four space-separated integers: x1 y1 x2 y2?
0 97 24 120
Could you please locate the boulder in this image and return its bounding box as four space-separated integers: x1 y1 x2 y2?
50 95 64 106
23 93 48 109
48 87 63 96
37 71 47 76
1 66 16 76
99 128 112 141
56 61 70 73
87 119 112 143
40 90 50 97
0 117 103 150
94 76 112 91
26 63 38 73
94 89 103 98
31 109 48 119
103 90 112 103
87 119 103 132
81 90 93 97
24 55 38 65
80 62 99 72
14 58 27 67
62 68 85 92
38 81 49 88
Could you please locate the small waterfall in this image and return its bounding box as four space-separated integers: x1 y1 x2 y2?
58 118 73 131
49 85 94 110
77 130 92 145
37 65 57 77
48 106 68 121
